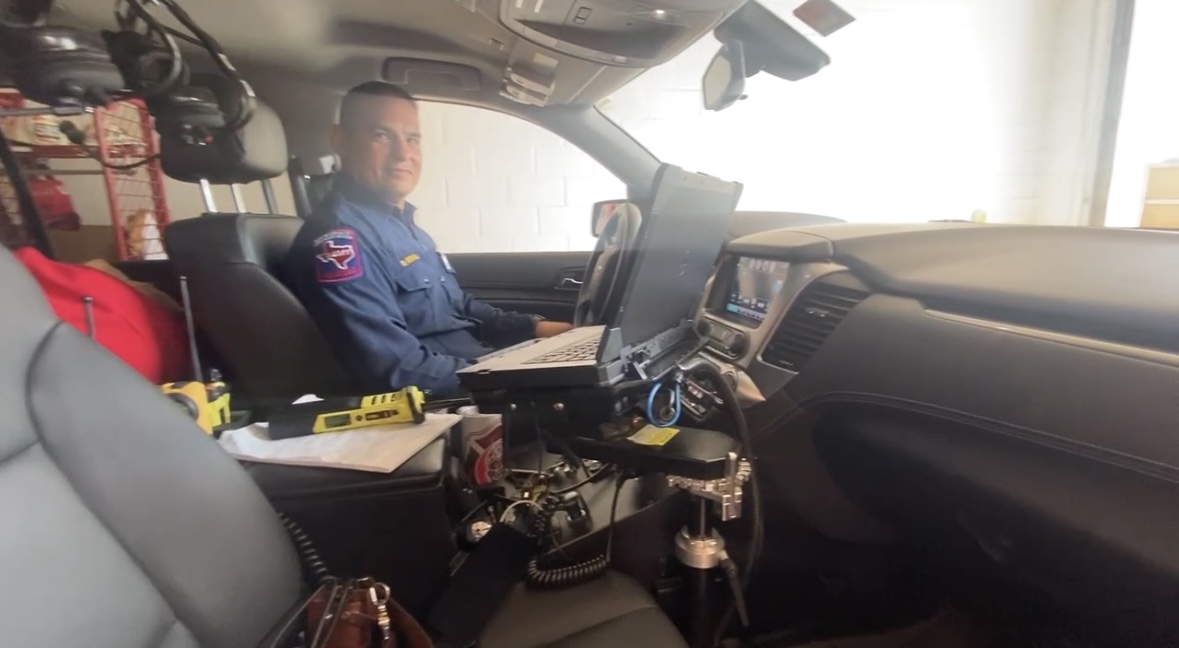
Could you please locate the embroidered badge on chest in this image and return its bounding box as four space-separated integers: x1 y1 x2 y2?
314 228 364 283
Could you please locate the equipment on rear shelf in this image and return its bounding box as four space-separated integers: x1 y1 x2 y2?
0 0 262 260
0 89 171 260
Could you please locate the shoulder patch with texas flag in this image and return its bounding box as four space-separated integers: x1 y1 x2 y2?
314 228 364 283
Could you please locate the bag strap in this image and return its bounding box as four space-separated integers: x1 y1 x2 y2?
266 510 434 648
255 579 336 648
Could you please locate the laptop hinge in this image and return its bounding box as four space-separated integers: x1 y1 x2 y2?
597 326 625 367
619 320 696 381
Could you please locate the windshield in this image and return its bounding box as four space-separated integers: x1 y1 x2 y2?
598 0 1128 227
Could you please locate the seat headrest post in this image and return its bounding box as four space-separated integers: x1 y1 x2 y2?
231 184 246 212
261 178 278 214
288 156 312 219
199 178 217 212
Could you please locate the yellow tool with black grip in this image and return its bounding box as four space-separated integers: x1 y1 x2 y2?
161 380 214 434
160 376 232 435
267 387 427 440
204 368 232 431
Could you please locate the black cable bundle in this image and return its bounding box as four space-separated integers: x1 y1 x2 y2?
276 511 331 585
523 474 628 590
690 361 763 645
527 494 562 540
525 552 610 590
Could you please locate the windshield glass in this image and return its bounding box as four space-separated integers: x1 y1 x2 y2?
598 0 1117 227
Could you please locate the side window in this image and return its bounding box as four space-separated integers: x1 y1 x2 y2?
413 102 624 253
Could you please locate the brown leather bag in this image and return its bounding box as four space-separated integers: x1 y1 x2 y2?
304 577 434 648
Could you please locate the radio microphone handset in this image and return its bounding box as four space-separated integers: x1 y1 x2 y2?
0 0 253 145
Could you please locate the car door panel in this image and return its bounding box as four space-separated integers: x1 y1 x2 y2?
447 251 590 322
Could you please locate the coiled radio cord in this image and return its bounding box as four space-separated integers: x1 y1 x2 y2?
524 472 629 589
277 510 331 585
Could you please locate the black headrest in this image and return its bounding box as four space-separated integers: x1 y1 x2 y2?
160 73 287 184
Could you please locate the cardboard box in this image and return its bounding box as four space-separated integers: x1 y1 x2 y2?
1140 162 1179 228
1144 163 1179 202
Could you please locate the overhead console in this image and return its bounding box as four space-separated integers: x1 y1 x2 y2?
495 0 747 67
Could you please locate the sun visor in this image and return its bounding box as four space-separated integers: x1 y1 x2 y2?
160 74 287 184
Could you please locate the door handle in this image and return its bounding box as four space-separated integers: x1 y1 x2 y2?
557 277 583 290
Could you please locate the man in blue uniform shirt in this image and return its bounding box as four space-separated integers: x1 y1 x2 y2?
283 81 573 396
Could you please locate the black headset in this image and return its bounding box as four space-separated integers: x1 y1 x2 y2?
0 0 254 144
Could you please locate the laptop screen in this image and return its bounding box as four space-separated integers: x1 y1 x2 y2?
606 165 743 349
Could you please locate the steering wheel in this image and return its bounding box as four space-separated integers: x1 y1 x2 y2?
574 202 642 327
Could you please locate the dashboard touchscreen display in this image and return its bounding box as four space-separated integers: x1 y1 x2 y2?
721 257 789 325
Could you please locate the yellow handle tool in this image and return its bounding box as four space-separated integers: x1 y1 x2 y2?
267 387 427 440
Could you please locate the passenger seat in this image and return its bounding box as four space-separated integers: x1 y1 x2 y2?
0 246 687 648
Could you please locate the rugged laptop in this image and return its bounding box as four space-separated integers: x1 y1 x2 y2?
457 164 742 391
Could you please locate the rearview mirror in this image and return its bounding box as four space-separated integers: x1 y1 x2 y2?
702 40 747 112
591 199 627 238
714 1 830 83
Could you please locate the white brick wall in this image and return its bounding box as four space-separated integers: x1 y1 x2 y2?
414 105 622 253
416 0 1108 251
49 0 1107 254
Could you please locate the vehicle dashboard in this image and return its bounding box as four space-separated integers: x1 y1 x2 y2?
685 221 1179 616
694 222 1179 471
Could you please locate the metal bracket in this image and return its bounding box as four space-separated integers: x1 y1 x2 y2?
666 452 751 521
674 527 727 569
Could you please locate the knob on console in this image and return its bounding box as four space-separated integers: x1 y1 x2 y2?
728 330 748 356
703 320 748 357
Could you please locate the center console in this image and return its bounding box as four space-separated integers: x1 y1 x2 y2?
680 241 874 419
701 256 789 358
243 440 455 619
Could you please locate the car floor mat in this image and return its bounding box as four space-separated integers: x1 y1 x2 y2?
748 608 1001 648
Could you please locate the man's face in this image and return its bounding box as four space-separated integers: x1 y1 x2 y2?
331 95 421 207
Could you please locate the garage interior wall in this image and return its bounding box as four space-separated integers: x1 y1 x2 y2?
44 158 298 223
50 0 1111 255
1104 0 1179 228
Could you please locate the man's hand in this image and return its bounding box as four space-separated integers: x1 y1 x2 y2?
536 320 574 338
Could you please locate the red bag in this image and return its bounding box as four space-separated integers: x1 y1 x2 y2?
25 172 81 232
13 246 191 384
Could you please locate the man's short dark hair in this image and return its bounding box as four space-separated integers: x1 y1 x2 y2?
338 81 416 128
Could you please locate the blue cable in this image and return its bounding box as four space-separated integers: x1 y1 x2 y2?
645 381 663 424
645 381 682 428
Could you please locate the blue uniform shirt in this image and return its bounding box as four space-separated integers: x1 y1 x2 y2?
282 176 537 396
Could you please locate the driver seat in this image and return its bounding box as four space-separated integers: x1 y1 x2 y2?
158 86 354 402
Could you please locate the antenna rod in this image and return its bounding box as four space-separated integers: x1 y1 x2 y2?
178 275 203 382
82 296 96 340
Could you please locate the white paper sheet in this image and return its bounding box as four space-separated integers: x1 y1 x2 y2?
219 412 460 473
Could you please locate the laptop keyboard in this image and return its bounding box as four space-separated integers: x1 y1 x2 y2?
524 338 600 364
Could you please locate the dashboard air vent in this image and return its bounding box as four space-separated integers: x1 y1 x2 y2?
762 280 869 372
